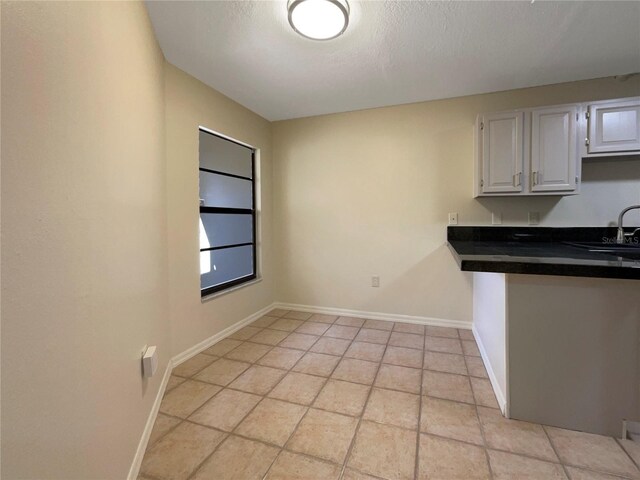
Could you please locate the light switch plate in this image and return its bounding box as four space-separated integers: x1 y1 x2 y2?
448 213 458 225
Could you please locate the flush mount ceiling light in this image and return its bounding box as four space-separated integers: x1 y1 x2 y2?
288 0 350 41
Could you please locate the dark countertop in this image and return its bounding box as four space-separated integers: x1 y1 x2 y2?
447 227 640 280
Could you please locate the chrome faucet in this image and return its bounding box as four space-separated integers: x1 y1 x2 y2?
617 205 640 244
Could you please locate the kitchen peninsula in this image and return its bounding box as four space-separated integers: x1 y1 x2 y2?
448 226 640 437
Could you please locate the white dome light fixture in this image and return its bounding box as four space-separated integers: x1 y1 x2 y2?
288 0 350 41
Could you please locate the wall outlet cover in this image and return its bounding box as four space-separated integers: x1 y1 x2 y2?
448 213 458 225
142 346 158 378
492 212 502 225
371 276 380 287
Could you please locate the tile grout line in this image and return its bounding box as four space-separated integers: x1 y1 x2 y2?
142 308 293 479
198 345 452 399
541 425 571 479
154 346 497 451
181 312 321 480
615 437 640 473
158 372 635 478
213 326 469 356
143 314 497 480
262 314 359 479
310 318 369 479
425 334 495 479
251 313 360 478
158 316 576 479
542 427 640 480
337 322 395 480
196 312 330 480
144 355 228 455
414 335 427 480
467 336 495 480
474 408 495 480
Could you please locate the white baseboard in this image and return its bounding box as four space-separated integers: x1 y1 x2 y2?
472 324 508 416
127 360 173 480
127 301 276 479
273 302 472 330
172 302 276 366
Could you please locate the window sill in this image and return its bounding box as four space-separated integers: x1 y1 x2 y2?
201 277 263 303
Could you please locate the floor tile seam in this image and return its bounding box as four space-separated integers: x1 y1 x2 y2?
184 384 263 425
180 422 231 480
168 372 494 424
262 341 346 479
152 320 480 478
282 405 357 465
338 464 389 480
561 455 639 479
418 427 486 448
422 365 481 378
422 428 570 467
142 417 187 460
224 345 277 363
185 328 332 436
422 368 474 380
540 422 571 479
419 391 481 407
462 355 489 378
158 327 482 479
465 373 495 480
338 338 393 478
228 321 352 443
615 437 640 473
565 464 637 480
382 357 424 370
414 359 426 480
543 425 640 479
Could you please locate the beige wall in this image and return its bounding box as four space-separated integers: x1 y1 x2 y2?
272 77 640 323
2 3 276 477
1 1 170 479
164 63 274 357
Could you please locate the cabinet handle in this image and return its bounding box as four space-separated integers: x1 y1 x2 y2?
532 171 538 186
513 172 522 187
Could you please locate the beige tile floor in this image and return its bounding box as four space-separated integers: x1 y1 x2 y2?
140 309 640 480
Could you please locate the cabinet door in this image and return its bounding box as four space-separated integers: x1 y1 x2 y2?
481 112 524 193
531 106 578 192
588 98 640 154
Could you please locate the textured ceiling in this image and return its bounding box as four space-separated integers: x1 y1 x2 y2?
146 1 640 121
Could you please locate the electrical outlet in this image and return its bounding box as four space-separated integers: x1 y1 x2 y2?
448 213 458 225
492 212 502 225
528 211 540 225
371 276 380 288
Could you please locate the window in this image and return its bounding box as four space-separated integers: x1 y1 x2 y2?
199 128 257 296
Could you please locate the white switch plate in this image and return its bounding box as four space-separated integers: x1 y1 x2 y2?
448 213 458 225
492 212 502 225
371 276 380 287
528 212 540 225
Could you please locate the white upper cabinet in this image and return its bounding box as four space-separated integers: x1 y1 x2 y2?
480 112 524 193
586 98 640 155
475 96 639 197
530 105 578 192
475 105 579 197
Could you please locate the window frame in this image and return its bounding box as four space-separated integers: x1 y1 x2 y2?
199 128 257 297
